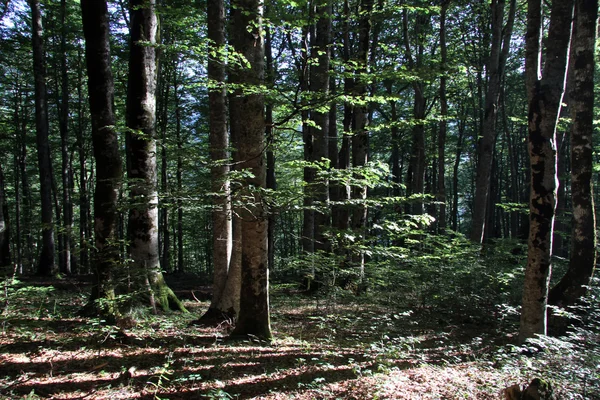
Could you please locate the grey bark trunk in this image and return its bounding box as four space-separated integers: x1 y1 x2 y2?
548 0 597 310
228 0 272 341
0 164 10 269
470 0 516 243
126 0 185 313
519 0 574 342
204 0 234 320
30 0 56 276
80 0 123 317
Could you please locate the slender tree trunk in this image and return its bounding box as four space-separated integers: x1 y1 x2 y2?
174 66 185 274
58 0 72 275
520 0 574 342
76 47 90 274
228 0 272 341
80 0 123 317
549 0 597 310
437 0 449 232
126 0 185 312
452 117 465 231
265 22 277 272
310 0 332 253
470 0 515 243
403 10 428 216
202 0 235 321
30 0 56 276
0 164 10 269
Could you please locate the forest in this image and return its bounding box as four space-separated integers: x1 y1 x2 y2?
0 0 598 398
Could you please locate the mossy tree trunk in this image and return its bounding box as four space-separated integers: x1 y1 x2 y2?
126 0 185 313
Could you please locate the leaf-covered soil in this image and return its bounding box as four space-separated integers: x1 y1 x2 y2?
0 276 551 399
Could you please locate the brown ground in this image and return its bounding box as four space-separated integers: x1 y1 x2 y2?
0 276 542 399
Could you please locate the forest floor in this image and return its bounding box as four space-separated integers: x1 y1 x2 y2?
0 275 575 399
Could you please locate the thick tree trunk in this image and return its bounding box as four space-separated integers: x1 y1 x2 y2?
126 0 185 313
519 0 574 342
30 0 56 276
549 0 597 310
228 0 272 341
80 0 123 317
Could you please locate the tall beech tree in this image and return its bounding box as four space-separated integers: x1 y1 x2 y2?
549 0 597 310
470 0 516 243
29 0 56 276
308 0 332 253
126 0 185 312
80 0 123 316
201 0 238 321
228 0 272 341
519 0 574 342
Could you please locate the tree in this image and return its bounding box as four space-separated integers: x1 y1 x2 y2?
308 0 332 254
80 0 123 317
29 0 56 276
519 0 574 342
201 0 238 321
548 0 597 310
126 0 185 312
470 0 516 243
0 163 9 269
228 0 272 341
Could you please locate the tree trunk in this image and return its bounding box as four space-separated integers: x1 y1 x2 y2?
80 0 123 317
126 0 185 313
403 9 428 216
202 0 235 321
58 0 72 275
437 0 449 232
228 0 272 341
77 47 90 274
519 0 574 342
310 0 332 253
265 22 277 272
29 0 56 276
0 164 10 269
549 0 597 310
470 0 516 243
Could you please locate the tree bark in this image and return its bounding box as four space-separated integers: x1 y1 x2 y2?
202 0 235 321
520 0 574 342
126 0 185 313
0 164 10 269
548 0 597 310
470 0 516 243
29 0 56 276
80 0 123 317
58 0 73 275
228 0 272 341
437 0 449 231
309 0 332 253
